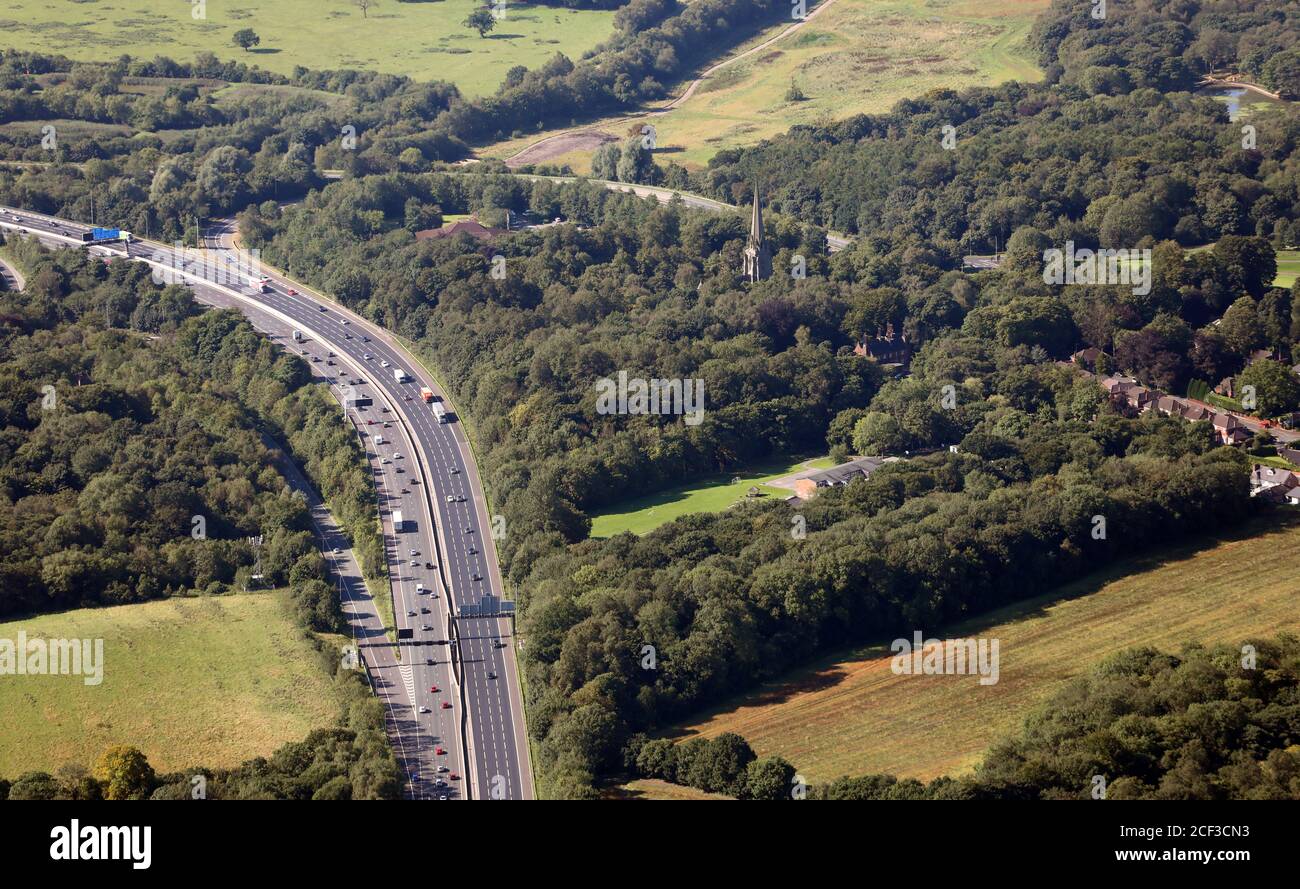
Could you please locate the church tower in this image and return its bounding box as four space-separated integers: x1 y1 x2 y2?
743 185 771 283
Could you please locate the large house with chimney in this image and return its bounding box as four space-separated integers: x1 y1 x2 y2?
853 322 912 371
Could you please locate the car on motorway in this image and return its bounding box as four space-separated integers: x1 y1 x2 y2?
318 305 327 312
380 360 390 368
340 318 349 325
421 624 433 631
465 527 473 534
436 765 449 773
472 573 482 581
420 607 430 614
430 685 440 693
468 547 477 555
415 583 424 593
487 672 497 680
456 495 466 503
441 702 452 709
409 559 418 567
381 458 391 465
435 747 446 755
434 779 447 788
450 467 460 475
418 706 430 714
401 488 410 494
332 548 340 555
407 610 416 617
445 495 455 503
363 353 372 361
409 549 418 556
425 561 434 569
438 793 449 800
286 288 297 296
449 773 460 782
395 467 403 474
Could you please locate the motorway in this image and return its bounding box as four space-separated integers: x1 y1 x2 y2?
0 207 533 800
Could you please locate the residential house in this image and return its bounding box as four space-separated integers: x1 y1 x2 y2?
1211 411 1252 445
1070 347 1105 372
1252 464 1300 504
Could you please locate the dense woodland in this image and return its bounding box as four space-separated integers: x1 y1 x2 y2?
0 236 383 619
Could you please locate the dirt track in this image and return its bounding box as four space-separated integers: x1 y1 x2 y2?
505 130 618 169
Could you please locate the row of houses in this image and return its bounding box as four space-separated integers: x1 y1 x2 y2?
1096 374 1254 445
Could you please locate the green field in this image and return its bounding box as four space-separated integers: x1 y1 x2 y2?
488 0 1049 169
676 513 1300 784
606 778 734 800
0 0 617 98
1275 249 1300 288
0 591 344 776
588 455 834 537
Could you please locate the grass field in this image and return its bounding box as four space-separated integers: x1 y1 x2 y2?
605 778 734 800
674 513 1300 784
487 0 1049 169
0 0 616 98
1275 249 1300 288
588 455 834 537
0 590 343 776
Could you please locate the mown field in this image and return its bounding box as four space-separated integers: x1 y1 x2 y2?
588 455 833 537
606 778 734 800
675 513 1300 784
0 0 616 98
1275 249 1300 288
487 0 1049 169
0 590 343 776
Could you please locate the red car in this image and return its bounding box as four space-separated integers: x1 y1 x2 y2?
449 773 460 781
435 746 446 756
429 685 440 693
286 288 297 296
441 701 452 709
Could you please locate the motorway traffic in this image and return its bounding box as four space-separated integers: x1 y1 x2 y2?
0 207 533 800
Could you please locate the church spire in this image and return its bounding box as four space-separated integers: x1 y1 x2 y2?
744 182 771 283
